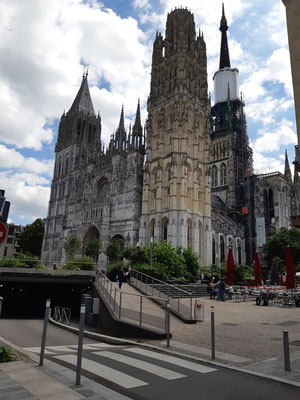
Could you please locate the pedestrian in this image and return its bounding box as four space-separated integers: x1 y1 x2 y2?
217 279 225 301
126 264 131 283
116 266 125 289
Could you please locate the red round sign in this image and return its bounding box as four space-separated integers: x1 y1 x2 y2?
0 221 7 245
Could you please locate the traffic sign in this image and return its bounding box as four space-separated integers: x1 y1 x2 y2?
0 221 7 245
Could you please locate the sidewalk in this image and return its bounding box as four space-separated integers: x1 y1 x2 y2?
0 337 132 400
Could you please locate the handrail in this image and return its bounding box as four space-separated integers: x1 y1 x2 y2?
95 270 167 333
131 269 195 321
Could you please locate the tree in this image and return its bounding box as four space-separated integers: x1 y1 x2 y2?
105 240 121 263
262 227 300 266
63 234 81 260
182 247 200 281
85 238 101 261
18 218 44 257
151 241 186 279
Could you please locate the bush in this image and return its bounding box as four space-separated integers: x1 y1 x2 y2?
105 241 121 262
182 247 200 282
106 261 126 281
0 258 27 268
123 245 148 265
61 256 95 271
0 346 14 362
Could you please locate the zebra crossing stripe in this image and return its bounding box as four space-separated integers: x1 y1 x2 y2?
68 343 117 350
125 348 217 373
54 354 148 389
24 347 54 355
93 351 186 380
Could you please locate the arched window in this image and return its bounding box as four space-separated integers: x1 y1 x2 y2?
77 120 82 136
212 166 218 187
187 219 192 248
238 242 242 265
263 187 275 224
220 235 225 262
97 177 109 204
58 159 62 177
198 222 202 259
212 234 216 265
220 163 227 185
65 155 69 174
149 219 155 240
162 218 168 241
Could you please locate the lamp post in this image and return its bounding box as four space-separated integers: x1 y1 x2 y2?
150 237 153 269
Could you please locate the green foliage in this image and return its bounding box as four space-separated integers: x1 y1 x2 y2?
134 263 169 280
123 245 148 265
0 258 26 268
63 234 81 259
0 346 14 362
105 240 121 262
16 252 44 268
18 218 44 257
263 227 300 265
85 238 101 260
62 256 95 271
182 247 200 282
106 261 126 281
150 241 186 279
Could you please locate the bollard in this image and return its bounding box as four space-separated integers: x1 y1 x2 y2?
76 304 86 386
283 330 291 371
211 306 215 360
39 299 51 366
166 302 171 348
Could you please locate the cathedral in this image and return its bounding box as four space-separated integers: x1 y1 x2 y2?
41 6 300 269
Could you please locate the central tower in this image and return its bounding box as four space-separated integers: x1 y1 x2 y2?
139 8 211 265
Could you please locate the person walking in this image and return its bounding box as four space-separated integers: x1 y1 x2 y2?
117 266 125 289
217 279 225 301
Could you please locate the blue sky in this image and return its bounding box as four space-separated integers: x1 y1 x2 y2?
0 0 296 226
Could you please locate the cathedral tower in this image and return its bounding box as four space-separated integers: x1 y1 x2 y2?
42 73 145 267
139 8 211 265
210 5 254 264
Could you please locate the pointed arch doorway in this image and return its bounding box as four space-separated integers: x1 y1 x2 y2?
83 225 100 262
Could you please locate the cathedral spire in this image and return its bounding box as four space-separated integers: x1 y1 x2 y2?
219 3 231 69
284 150 292 181
69 73 95 115
118 105 125 129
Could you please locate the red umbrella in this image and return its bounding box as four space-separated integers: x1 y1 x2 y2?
254 251 262 286
225 248 235 285
280 273 285 286
285 246 296 289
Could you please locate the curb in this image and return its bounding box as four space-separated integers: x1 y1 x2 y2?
49 318 300 389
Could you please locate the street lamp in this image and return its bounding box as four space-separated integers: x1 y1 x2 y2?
150 237 153 269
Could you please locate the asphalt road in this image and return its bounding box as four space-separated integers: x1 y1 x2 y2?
1 319 299 400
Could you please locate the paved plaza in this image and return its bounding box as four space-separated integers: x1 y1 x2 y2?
120 283 300 384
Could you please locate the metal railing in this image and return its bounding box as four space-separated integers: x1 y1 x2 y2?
94 271 168 333
53 306 71 325
130 269 195 321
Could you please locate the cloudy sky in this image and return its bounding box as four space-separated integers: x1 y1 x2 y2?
0 0 297 225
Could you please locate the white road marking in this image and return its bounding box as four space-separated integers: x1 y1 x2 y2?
93 351 186 380
54 354 148 389
125 348 217 374
24 347 54 355
42 345 77 352
68 343 118 350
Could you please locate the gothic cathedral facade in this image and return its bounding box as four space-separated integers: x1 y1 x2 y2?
42 6 300 268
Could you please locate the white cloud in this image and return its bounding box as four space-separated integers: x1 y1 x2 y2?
0 171 50 221
0 145 54 175
0 0 151 150
245 97 294 125
253 119 297 154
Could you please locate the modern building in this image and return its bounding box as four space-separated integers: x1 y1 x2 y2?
0 223 22 258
